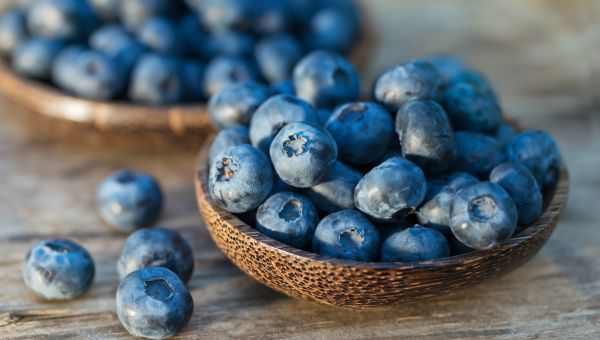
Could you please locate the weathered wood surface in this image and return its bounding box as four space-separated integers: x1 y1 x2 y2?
0 0 599 338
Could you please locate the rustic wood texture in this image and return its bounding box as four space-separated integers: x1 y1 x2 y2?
0 0 599 338
195 138 568 309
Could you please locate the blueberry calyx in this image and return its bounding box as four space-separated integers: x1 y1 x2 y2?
217 158 239 181
468 195 498 222
283 132 310 157
144 278 173 302
278 199 302 222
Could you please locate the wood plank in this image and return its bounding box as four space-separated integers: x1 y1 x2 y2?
1 0 599 338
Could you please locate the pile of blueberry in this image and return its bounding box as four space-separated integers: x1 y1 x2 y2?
22 170 196 339
0 0 361 104
207 51 562 262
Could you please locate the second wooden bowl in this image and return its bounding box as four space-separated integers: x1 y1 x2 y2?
194 137 569 310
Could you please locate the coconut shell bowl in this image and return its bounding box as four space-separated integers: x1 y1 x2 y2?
194 132 569 310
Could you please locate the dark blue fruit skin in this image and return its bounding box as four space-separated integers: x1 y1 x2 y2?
89 24 146 75
448 70 498 100
271 80 295 96
202 55 259 98
373 60 444 113
118 0 179 32
305 6 359 54
26 0 96 41
495 122 517 149
354 157 427 222
0 9 28 57
208 82 270 130
117 228 194 283
269 122 338 188
22 239 95 300
52 45 85 92
305 161 362 214
208 125 250 165
312 209 381 261
249 94 319 154
68 50 127 100
446 231 475 255
506 130 561 189
96 170 163 232
209 30 255 57
453 131 503 179
293 50 360 109
253 1 292 34
116 267 193 340
424 54 467 83
12 37 63 80
396 100 456 176
88 0 120 21
256 191 319 248
255 33 304 84
129 54 184 105
179 14 213 60
417 172 479 233
490 162 543 225
325 101 393 165
196 0 253 32
181 59 205 102
138 18 186 57
442 74 502 133
380 225 450 262
209 144 274 213
450 181 518 250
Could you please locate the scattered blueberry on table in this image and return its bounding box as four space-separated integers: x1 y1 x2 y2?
22 239 95 300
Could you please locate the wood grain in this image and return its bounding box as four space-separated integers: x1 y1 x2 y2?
1 0 599 338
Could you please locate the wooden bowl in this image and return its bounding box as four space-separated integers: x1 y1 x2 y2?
194 135 569 310
0 6 375 149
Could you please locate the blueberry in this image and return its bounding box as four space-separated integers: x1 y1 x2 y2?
52 45 85 92
256 191 319 248
354 157 426 222
270 122 337 188
209 30 256 57
179 14 213 60
495 122 517 149
202 55 259 98
22 239 95 300
89 24 146 75
316 108 332 126
116 267 193 340
254 1 292 34
450 182 518 250
395 100 456 176
448 70 498 100
424 54 467 83
117 228 194 283
12 37 63 80
209 144 274 213
138 18 185 57
208 82 270 130
373 60 444 112
67 50 127 100
196 0 253 32
249 94 319 154
208 125 250 165
417 172 479 233
96 169 163 232
305 161 362 214
506 130 561 188
312 209 381 261
293 50 360 109
181 59 206 102
118 0 179 32
380 225 450 262
26 0 96 41
255 34 304 84
0 9 28 57
443 74 502 133
88 0 120 21
490 162 543 225
305 6 359 53
270 80 295 96
325 101 393 165
129 53 184 105
446 231 475 255
453 131 502 179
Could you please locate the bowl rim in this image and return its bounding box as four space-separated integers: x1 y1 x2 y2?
194 133 570 271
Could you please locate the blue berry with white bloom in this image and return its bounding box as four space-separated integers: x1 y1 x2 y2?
506 130 561 188
380 225 450 262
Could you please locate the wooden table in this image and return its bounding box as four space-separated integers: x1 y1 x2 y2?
1 0 599 338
